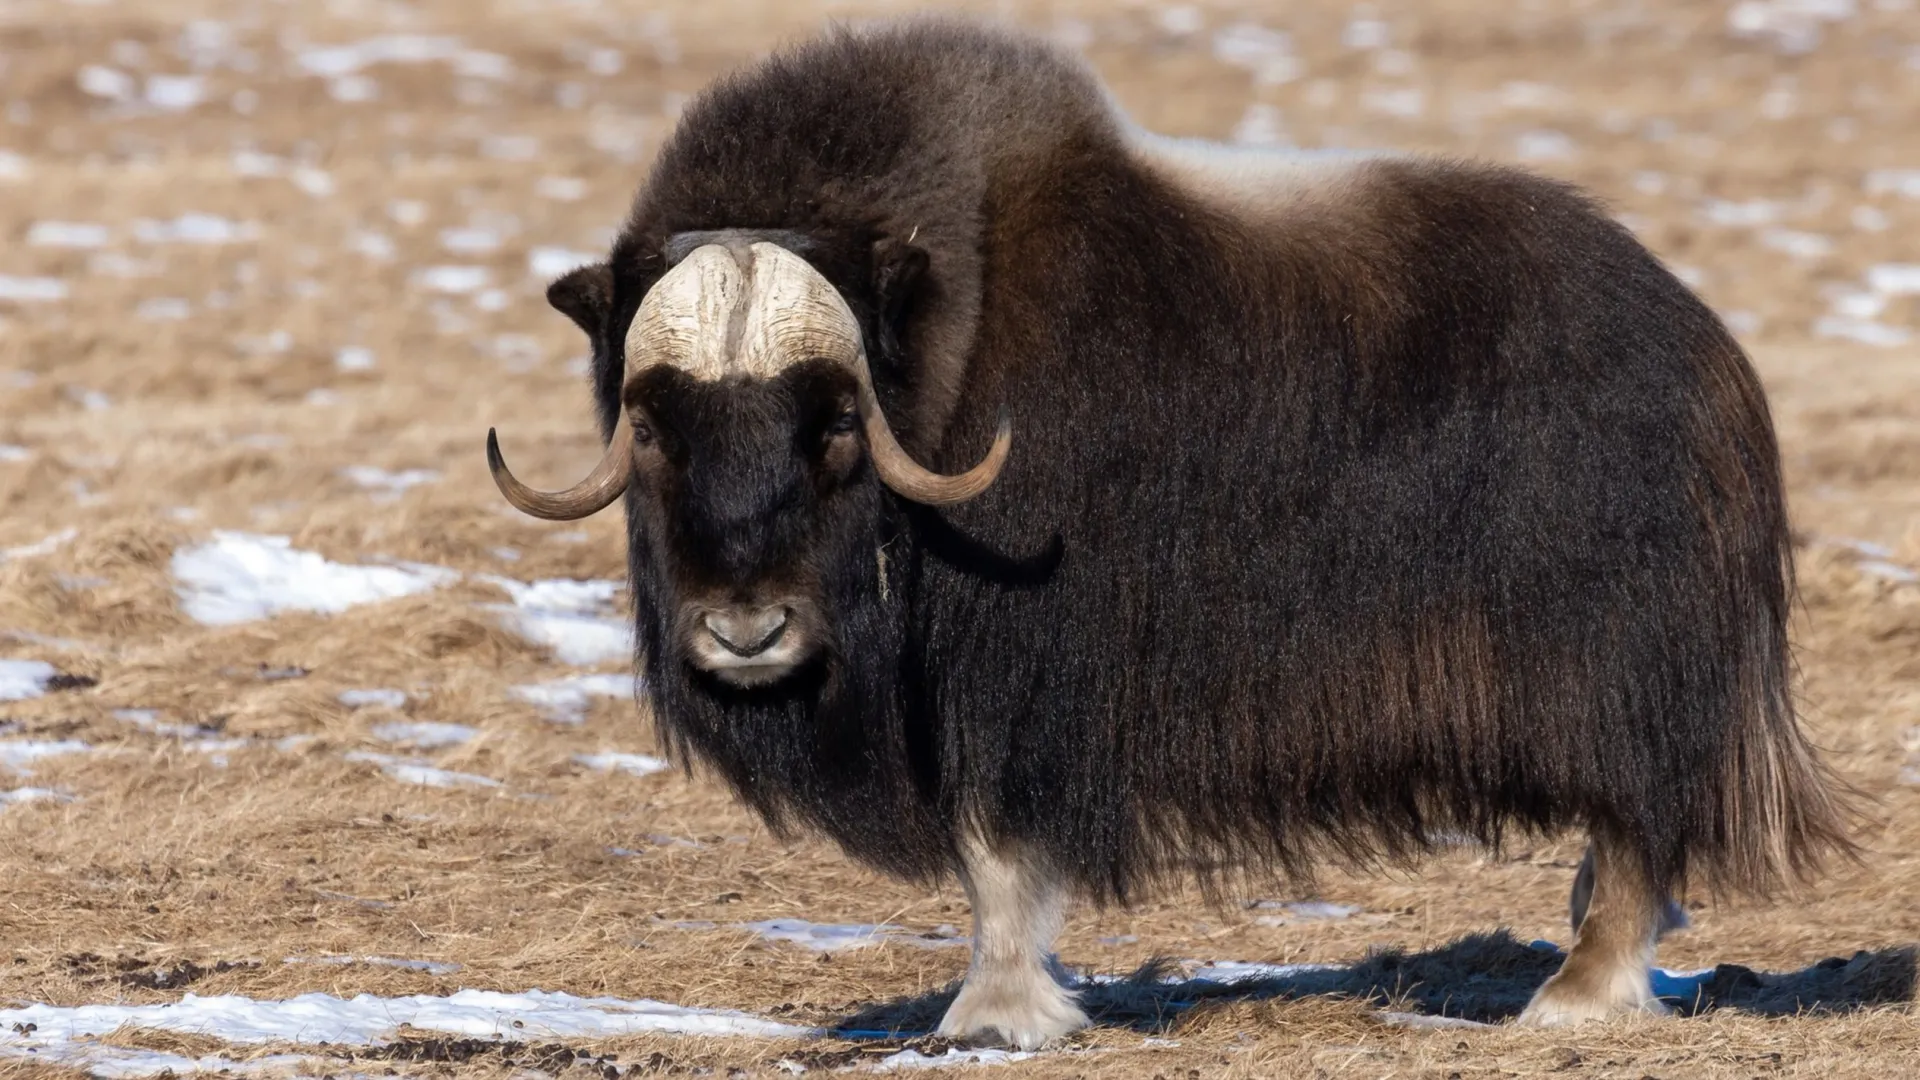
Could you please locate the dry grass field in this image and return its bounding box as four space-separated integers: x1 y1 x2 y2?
1 0 1918 1076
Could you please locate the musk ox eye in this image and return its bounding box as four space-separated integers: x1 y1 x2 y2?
828 408 857 436
632 419 655 445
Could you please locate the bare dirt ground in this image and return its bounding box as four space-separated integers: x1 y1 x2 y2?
1 0 1918 1076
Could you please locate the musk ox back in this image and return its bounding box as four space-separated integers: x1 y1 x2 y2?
486 19 1856 1047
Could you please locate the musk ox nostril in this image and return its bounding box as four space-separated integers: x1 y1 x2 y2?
703 608 789 658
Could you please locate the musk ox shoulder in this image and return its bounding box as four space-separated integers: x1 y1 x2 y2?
486 19 1856 1048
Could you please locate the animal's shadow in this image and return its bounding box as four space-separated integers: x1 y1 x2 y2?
832 930 1917 1040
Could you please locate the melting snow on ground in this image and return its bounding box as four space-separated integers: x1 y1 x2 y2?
528 246 600 278
0 787 72 808
0 987 811 1074
510 673 632 724
343 751 501 790
739 920 967 952
0 739 90 775
172 532 457 625
1249 900 1361 925
0 659 58 702
340 464 440 499
284 955 463 976
0 277 68 302
484 577 631 666
338 688 407 709
573 751 669 777
370 721 476 749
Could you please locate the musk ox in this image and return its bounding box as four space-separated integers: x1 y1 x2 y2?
486 19 1855 1046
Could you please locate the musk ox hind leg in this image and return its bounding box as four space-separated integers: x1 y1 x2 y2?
1569 844 1689 939
937 833 1090 1049
1521 831 1673 1026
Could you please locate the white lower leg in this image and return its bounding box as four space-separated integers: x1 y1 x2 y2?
936 833 1089 1049
1523 835 1671 1026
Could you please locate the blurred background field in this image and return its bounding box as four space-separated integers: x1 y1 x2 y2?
1 0 1918 1076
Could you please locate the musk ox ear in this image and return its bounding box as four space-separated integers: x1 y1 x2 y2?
872 236 929 324
546 262 614 338
870 237 929 366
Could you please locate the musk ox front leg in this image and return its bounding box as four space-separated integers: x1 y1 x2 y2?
937 834 1090 1049
1520 831 1673 1026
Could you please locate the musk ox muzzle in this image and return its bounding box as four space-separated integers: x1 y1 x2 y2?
485 240 1012 521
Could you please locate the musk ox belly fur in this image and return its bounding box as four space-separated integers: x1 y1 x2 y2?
528 19 1853 909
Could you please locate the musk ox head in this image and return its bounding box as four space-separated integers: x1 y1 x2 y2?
486 235 1010 689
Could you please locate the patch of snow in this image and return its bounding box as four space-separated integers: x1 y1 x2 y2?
134 214 257 245
1830 291 1887 320
0 659 57 701
27 221 110 248
1759 228 1832 259
286 955 463 976
1380 1011 1491 1029
1865 169 1920 199
528 246 599 278
329 75 378 103
413 265 489 294
0 151 27 180
456 52 513 80
1362 87 1425 119
338 688 407 710
145 74 205 110
535 176 586 201
350 231 395 261
738 920 967 953
1342 17 1392 50
872 1047 1034 1071
1729 0 1855 53
0 445 30 463
485 577 630 666
292 167 334 198
0 987 810 1051
343 751 501 790
1852 205 1890 232
136 298 191 321
77 65 135 101
1699 198 1781 227
510 673 632 724
334 346 375 372
1866 263 1920 294
0 277 68 302
440 227 500 254
1514 130 1576 161
573 751 668 777
1250 900 1359 925
481 135 539 161
340 465 439 499
294 35 462 78
1184 959 1342 983
1860 560 1919 583
1211 22 1298 84
0 786 73 807
172 531 457 625
1813 316 1910 348
0 739 90 775
1230 103 1287 147
370 721 475 749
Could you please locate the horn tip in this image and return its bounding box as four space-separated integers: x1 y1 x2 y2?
485 428 504 471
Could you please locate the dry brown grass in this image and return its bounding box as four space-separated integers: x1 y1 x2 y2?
2 0 1918 1076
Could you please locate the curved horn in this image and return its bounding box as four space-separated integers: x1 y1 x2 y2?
855 381 1011 506
486 415 634 520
